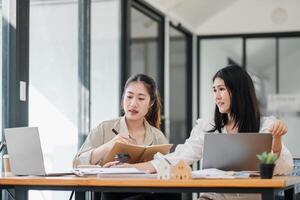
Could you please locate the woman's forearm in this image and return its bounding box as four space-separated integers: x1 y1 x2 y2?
272 137 282 156
133 162 156 173
91 145 109 165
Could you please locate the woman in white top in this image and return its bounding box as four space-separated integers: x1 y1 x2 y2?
105 65 293 200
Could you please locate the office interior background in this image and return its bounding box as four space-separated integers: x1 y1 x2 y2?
1 0 300 199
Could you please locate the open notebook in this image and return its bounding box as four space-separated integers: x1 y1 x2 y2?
102 142 173 164
4 127 73 176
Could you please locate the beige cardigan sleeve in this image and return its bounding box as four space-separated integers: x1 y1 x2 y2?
155 129 169 144
73 124 106 167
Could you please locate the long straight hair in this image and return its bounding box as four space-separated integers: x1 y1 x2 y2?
122 74 162 129
210 65 261 133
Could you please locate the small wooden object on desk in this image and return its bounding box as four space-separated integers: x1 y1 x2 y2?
157 159 191 180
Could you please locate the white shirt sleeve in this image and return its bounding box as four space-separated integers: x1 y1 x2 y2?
260 116 294 175
151 116 294 175
151 119 209 170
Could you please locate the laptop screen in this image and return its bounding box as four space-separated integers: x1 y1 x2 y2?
4 127 46 175
202 133 272 171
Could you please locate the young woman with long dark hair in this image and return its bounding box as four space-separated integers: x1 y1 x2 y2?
106 65 293 200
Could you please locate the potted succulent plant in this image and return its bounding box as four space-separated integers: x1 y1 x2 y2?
256 151 278 179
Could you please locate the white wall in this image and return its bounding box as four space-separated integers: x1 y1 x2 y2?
146 0 300 35
197 0 300 35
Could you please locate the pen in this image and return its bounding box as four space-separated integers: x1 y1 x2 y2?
112 128 119 135
155 152 171 165
112 128 134 141
0 141 6 153
163 157 172 165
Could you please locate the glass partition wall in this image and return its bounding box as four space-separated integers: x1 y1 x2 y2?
29 1 78 199
91 0 121 128
0 0 2 168
28 1 122 199
169 25 192 147
126 0 165 131
199 35 300 158
278 38 300 158
0 0 3 170
246 39 277 115
199 38 242 119
130 8 159 82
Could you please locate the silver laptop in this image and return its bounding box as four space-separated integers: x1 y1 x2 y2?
4 127 73 176
202 133 272 171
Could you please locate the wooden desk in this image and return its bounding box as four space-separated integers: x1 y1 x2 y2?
0 174 300 200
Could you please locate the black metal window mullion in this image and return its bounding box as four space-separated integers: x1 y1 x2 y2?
78 0 91 148
197 38 200 119
186 33 193 135
121 0 130 89
131 0 164 22
157 16 165 106
2 0 30 131
243 37 246 69
275 37 279 94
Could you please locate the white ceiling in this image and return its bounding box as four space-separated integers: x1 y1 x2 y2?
145 0 300 35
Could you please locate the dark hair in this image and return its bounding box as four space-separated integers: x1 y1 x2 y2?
122 74 162 129
210 65 260 133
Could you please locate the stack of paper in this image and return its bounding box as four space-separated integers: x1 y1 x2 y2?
192 168 251 179
73 167 145 177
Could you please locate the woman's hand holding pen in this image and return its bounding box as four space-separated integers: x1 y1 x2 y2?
97 135 131 155
91 135 131 165
105 135 131 149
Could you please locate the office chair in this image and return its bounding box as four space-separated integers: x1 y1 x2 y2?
276 158 300 200
294 158 300 200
